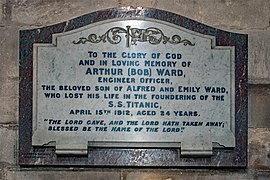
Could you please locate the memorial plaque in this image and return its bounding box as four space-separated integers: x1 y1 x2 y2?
19 7 248 167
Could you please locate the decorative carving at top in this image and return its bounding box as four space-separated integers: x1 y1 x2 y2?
72 26 195 47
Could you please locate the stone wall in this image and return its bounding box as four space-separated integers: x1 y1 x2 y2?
0 0 269 179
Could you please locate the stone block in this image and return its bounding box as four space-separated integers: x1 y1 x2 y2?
124 171 248 180
0 78 18 98
0 27 19 124
0 0 4 25
10 0 270 29
0 27 18 79
248 31 270 84
6 171 120 180
249 128 270 171
248 85 270 128
11 0 117 25
0 128 16 167
0 97 17 124
158 0 270 29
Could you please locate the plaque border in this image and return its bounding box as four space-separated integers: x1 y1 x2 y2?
19 7 248 167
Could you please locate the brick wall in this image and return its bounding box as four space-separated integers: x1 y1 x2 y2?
0 0 269 179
